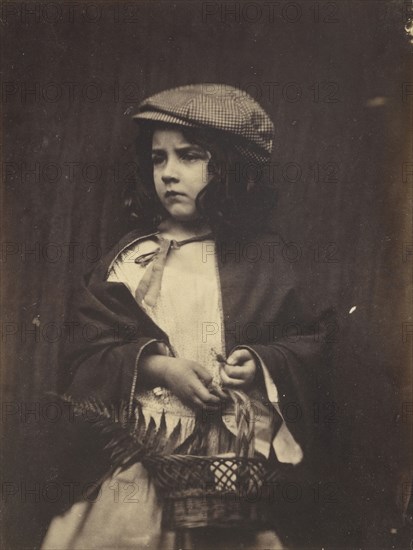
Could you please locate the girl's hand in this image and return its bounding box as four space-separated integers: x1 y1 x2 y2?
220 348 257 390
162 357 224 410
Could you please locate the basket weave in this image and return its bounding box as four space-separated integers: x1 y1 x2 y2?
143 453 271 528
140 385 275 529
58 391 284 528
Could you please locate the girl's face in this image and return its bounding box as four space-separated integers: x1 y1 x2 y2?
152 128 211 222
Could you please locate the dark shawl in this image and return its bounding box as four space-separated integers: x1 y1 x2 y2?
42 227 335 517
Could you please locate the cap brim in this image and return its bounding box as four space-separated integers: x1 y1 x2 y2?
133 110 271 166
132 111 199 129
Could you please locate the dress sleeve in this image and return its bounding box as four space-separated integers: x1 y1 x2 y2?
228 344 304 464
228 286 336 462
62 260 173 408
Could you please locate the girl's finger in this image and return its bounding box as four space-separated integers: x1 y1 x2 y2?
227 349 252 365
192 363 213 385
191 396 220 411
209 385 229 401
191 396 206 409
220 370 245 387
226 351 243 365
224 364 247 379
194 383 221 404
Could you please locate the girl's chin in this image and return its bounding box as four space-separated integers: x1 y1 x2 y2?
166 209 200 223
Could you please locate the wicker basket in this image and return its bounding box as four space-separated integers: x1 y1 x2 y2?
143 454 272 529
141 384 275 530
58 390 285 529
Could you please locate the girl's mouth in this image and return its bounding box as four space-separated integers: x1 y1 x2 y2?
165 191 185 198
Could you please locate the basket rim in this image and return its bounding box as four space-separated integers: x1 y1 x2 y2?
143 454 267 462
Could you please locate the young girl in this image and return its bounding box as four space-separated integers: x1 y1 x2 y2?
42 84 329 549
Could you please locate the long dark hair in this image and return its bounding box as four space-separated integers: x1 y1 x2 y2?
123 122 277 238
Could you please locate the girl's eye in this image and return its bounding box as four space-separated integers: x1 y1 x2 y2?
181 153 199 161
180 150 209 162
151 149 209 164
151 155 164 165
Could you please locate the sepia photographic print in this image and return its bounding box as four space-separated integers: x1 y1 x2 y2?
1 1 412 548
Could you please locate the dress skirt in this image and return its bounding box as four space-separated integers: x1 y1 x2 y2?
41 463 284 550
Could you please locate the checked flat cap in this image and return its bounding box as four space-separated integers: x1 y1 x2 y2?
133 84 274 165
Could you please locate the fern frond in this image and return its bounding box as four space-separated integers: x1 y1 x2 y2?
163 418 182 454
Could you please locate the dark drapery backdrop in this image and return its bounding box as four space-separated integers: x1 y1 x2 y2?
2 1 412 548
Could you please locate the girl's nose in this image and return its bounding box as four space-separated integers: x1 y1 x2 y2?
161 157 180 184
